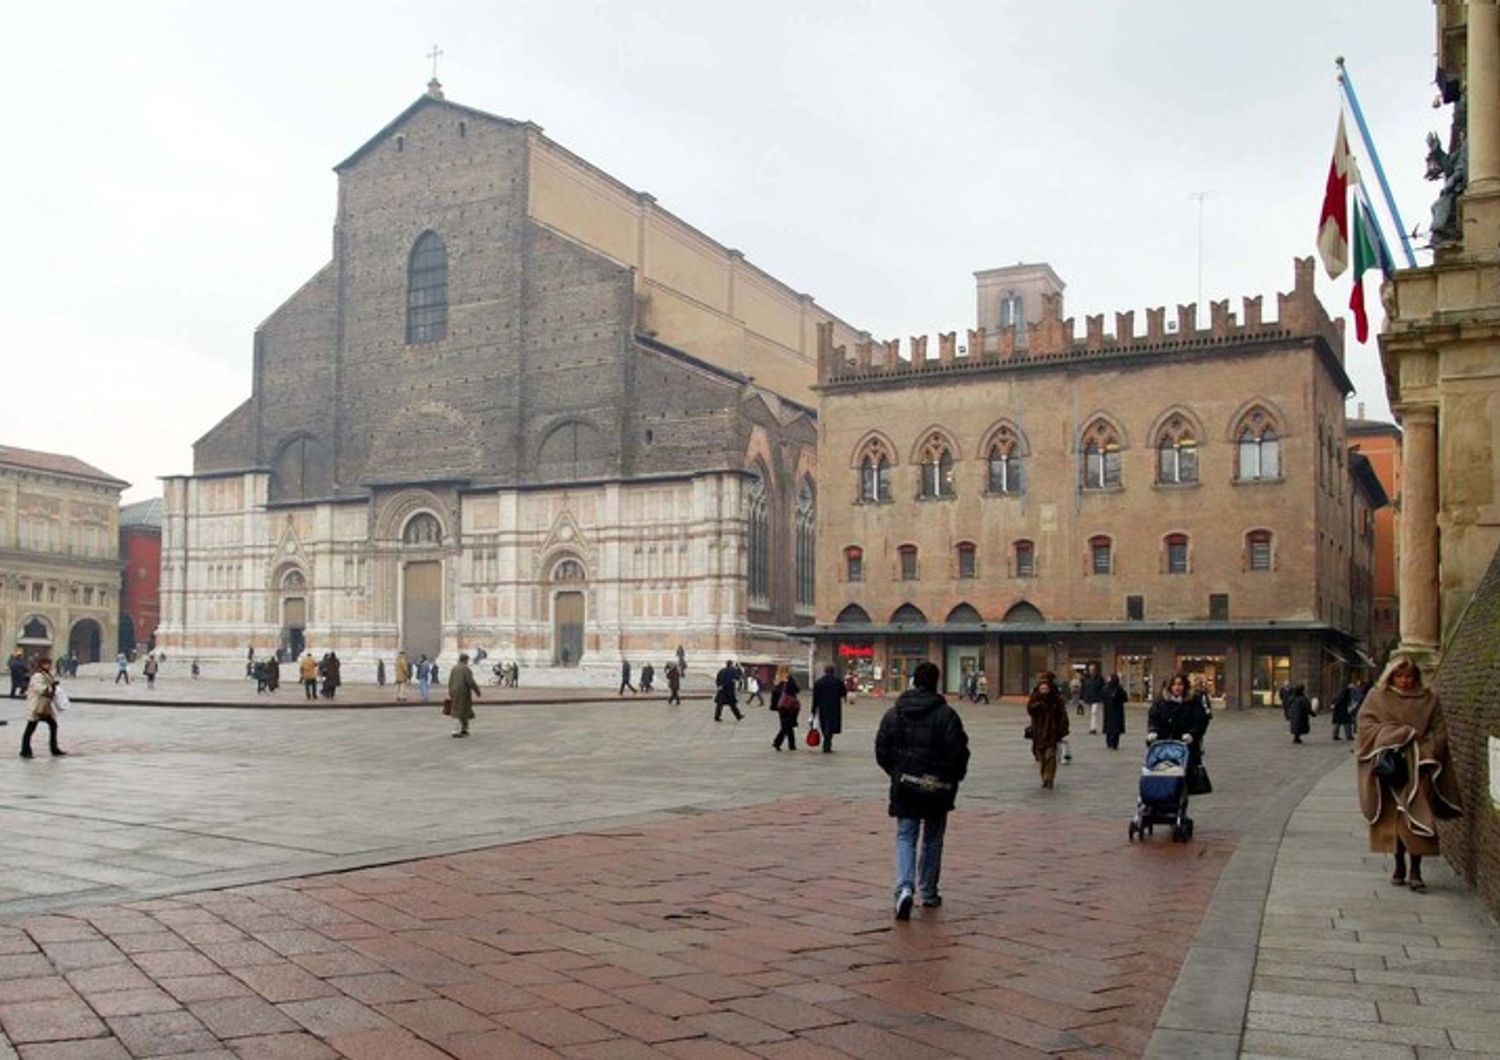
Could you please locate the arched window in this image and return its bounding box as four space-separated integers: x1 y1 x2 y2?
552 558 586 583
406 231 448 344
898 544 918 581
402 512 443 545
1081 419 1123 490
747 466 770 607
1165 533 1190 574
891 603 928 624
917 434 956 499
1235 407 1282 482
1155 415 1198 485
844 546 864 583
986 424 1025 495
856 438 893 503
1089 535 1113 575
956 542 977 580
835 603 871 625
1014 539 1035 578
795 480 816 610
1247 529 1274 572
998 292 1027 344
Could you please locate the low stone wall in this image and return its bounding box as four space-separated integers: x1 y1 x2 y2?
1436 543 1500 921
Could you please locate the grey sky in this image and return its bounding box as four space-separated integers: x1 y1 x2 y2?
2 1 1438 501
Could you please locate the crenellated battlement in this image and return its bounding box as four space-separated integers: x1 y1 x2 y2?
817 257 1344 387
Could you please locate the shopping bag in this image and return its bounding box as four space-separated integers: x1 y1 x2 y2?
805 726 821 748
53 685 71 713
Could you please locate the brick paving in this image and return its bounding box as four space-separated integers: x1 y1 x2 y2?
0 798 1233 1057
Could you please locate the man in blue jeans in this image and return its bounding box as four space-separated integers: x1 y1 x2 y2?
874 661 970 920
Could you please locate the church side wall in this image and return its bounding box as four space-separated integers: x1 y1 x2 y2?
254 265 339 489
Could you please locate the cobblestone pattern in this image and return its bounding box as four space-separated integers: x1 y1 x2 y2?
0 798 1231 1058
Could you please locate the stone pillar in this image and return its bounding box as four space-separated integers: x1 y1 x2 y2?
1396 404 1441 659
1468 1 1500 195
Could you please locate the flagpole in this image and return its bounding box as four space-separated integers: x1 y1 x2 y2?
1336 56 1418 268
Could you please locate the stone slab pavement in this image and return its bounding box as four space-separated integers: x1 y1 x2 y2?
5 693 1477 1057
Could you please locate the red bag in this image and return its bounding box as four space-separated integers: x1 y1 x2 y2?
806 726 821 748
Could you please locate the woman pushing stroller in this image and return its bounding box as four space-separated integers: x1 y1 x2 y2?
1147 673 1210 770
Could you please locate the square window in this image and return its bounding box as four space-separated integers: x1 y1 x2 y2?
1167 540 1188 574
957 545 976 580
899 547 918 581
1126 595 1145 620
1091 541 1112 575
1209 593 1230 621
1015 542 1035 578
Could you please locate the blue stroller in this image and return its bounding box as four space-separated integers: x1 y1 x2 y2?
1128 738 1195 842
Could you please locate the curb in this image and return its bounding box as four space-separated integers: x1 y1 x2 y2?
63 693 713 711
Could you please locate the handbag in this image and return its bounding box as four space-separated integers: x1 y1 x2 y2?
1188 763 1213 795
806 726 821 748
442 697 453 716
1372 747 1409 791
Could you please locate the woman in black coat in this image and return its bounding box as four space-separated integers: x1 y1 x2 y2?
1101 673 1128 750
1148 672 1209 769
1285 684 1313 744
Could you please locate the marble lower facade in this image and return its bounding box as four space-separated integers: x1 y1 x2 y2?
156 469 804 673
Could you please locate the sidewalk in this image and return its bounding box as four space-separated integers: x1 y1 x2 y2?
1241 757 1500 1058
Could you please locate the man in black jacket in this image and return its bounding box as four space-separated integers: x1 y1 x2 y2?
713 660 743 721
811 665 846 753
874 661 970 920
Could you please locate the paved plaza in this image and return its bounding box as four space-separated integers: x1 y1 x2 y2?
0 687 1494 1057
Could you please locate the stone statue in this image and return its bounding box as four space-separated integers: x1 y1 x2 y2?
1427 68 1467 247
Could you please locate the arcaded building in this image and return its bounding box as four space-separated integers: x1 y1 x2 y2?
158 81 861 672
0 445 128 663
813 258 1380 708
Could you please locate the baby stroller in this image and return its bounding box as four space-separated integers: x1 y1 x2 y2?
1128 738 1194 842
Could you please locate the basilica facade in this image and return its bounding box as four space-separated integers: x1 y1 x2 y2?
157 82 859 672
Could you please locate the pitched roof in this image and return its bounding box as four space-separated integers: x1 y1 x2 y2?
0 445 128 487
120 497 164 529
1347 417 1400 436
333 93 527 173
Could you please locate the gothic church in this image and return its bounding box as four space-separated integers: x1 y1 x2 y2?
158 81 859 671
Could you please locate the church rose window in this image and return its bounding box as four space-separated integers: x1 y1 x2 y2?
406 231 448 344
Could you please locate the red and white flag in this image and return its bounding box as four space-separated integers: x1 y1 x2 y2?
1317 112 1353 279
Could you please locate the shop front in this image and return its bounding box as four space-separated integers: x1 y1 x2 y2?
1251 648 1291 706
944 639 986 697
835 641 877 693
886 638 929 694
999 639 1050 697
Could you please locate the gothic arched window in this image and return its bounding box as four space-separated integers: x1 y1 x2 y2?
1236 407 1282 482
1081 419 1123 490
986 424 1026 495
406 231 449 344
747 466 770 607
856 438 893 503
795 479 815 611
1155 415 1199 485
917 434 956 499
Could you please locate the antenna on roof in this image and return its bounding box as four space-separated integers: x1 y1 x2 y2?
1189 191 1210 325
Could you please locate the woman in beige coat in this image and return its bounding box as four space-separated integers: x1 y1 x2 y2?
394 651 411 702
1356 656 1463 891
20 657 65 759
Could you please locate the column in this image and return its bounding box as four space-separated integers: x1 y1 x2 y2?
1468 0 1500 195
1396 404 1440 654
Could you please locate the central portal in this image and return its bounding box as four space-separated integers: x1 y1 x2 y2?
402 561 442 660
555 591 584 666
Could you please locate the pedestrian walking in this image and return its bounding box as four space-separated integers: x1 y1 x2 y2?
666 663 682 705
1026 673 1069 789
973 671 990 704
1102 672 1128 750
9 650 29 698
394 651 410 702
811 664 846 753
416 655 432 702
1081 662 1105 735
143 653 159 688
114 651 131 685
431 660 440 685
746 670 765 707
191 658 200 680
321 652 341 699
1356 656 1463 893
713 659 744 721
266 655 280 692
1331 678 1361 741
1148 673 1210 771
447 652 481 737
1285 684 1313 743
377 659 386 687
299 652 318 700
770 666 801 751
619 659 637 695
641 662 655 693
874 661 970 919
676 644 686 674
19 657 66 759
253 659 269 693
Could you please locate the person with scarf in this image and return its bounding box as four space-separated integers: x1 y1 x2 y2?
1026 672 1069 789
1147 672 1209 770
770 665 801 751
1356 656 1462 892
20 657 66 759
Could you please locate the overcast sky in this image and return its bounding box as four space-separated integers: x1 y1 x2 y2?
2 1 1440 501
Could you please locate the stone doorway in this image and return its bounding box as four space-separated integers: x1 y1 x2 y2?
555 591 584 667
69 619 103 664
402 561 442 660
282 597 306 659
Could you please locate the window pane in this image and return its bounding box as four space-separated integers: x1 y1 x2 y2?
958 546 975 579
1158 446 1176 482
988 455 1005 493
1011 457 1025 495
1250 539 1271 571
938 451 955 496
1239 436 1260 480
1168 541 1188 573
1086 448 1102 488
900 549 917 580
1180 444 1198 483
1262 437 1280 479
1016 543 1034 578
1092 542 1111 574
1104 449 1122 488
860 458 873 501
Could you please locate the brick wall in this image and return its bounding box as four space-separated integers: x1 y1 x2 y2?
1436 542 1500 921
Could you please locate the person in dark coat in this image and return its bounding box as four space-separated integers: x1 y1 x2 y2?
1102 672 1128 750
1149 672 1210 769
1331 679 1360 741
447 653 481 738
9 649 30 699
265 655 280 693
1284 684 1313 743
619 660 636 695
640 662 655 693
770 666 801 751
874 661 970 919
665 663 682 705
321 653 341 699
1080 662 1106 735
1026 673 1069 788
811 665 847 753
713 660 743 721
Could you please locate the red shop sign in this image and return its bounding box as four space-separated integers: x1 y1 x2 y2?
838 644 875 659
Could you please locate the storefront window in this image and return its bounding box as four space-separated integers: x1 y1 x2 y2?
1115 652 1154 702
1001 642 1048 696
1177 654 1226 697
1251 650 1291 707
836 642 876 692
944 642 986 696
887 640 928 693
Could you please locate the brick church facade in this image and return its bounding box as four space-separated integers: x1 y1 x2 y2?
157 82 860 672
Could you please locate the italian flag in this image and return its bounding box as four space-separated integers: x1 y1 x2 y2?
1349 184 1394 343
1317 112 1353 279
